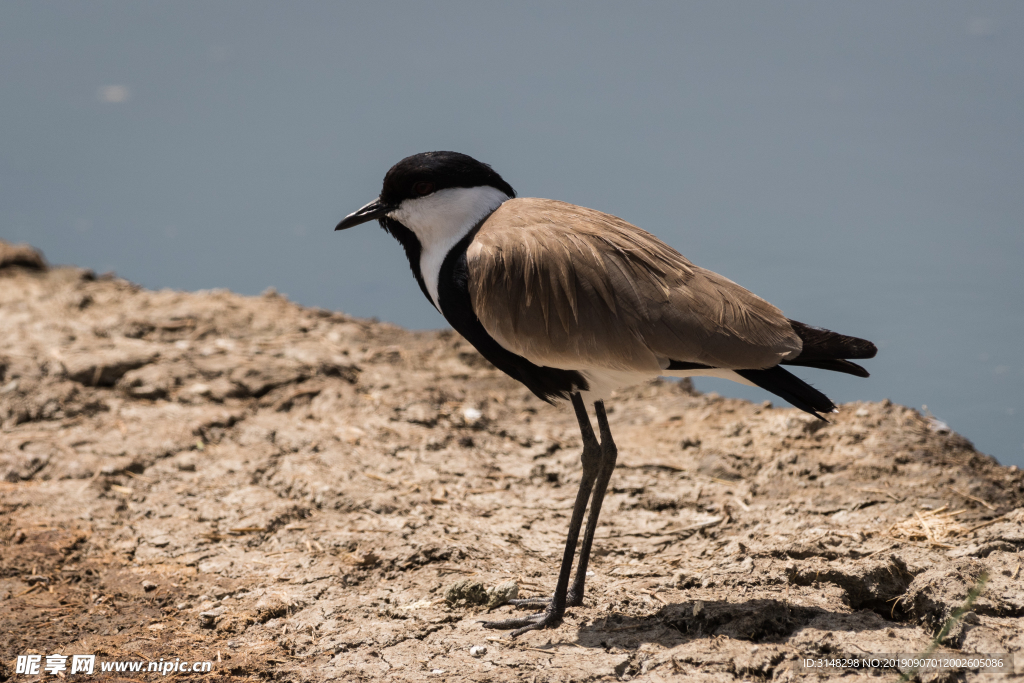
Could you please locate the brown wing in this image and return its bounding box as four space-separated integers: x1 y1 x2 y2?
466 198 802 372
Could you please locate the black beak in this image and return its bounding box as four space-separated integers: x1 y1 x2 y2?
335 197 388 231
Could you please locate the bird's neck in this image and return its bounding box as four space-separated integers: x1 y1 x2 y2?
388 186 510 310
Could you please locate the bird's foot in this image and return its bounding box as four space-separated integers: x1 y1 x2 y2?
507 589 583 609
480 607 564 637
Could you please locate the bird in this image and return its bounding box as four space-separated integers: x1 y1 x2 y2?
335 151 876 635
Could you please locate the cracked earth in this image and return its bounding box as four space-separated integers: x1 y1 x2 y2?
2 240 1023 682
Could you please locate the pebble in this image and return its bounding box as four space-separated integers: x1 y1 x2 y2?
142 580 158 592
444 579 487 606
671 569 693 588
469 646 487 657
485 580 519 608
198 607 226 628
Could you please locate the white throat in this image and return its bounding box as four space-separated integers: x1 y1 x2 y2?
389 185 509 310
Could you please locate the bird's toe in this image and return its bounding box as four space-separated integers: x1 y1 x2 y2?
480 609 563 636
508 590 583 609
508 596 552 608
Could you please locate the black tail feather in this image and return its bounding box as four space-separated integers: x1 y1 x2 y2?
788 320 876 360
781 357 869 378
736 366 836 420
670 320 875 419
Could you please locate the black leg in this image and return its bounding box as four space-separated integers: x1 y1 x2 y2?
514 400 617 607
566 399 617 605
481 392 601 636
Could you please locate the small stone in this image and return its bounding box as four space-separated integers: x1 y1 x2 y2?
254 594 291 622
26 575 48 585
175 452 198 471
142 580 158 592
0 241 47 271
444 579 488 606
198 607 225 628
469 645 487 657
485 580 519 608
671 570 695 588
176 603 189 610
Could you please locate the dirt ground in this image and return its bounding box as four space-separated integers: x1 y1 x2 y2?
2 240 1023 682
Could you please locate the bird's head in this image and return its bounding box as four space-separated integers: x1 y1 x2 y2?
335 152 516 238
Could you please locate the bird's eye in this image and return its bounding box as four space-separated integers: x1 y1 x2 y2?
412 181 434 196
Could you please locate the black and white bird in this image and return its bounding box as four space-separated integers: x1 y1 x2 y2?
335 151 876 635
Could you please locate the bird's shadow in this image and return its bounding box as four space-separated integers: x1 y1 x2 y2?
566 597 898 652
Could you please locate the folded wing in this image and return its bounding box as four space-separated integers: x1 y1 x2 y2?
466 198 803 373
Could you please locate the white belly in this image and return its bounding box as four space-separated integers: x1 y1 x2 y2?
568 367 755 404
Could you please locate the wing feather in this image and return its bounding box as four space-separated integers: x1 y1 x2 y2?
466 198 801 372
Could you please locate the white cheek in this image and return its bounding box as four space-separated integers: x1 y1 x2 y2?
390 186 509 310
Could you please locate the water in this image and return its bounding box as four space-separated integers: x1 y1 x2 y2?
1 2 1020 464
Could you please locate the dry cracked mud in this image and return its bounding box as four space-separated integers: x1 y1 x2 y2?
2 241 1023 682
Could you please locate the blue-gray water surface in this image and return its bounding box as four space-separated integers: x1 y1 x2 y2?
2 2 1021 465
